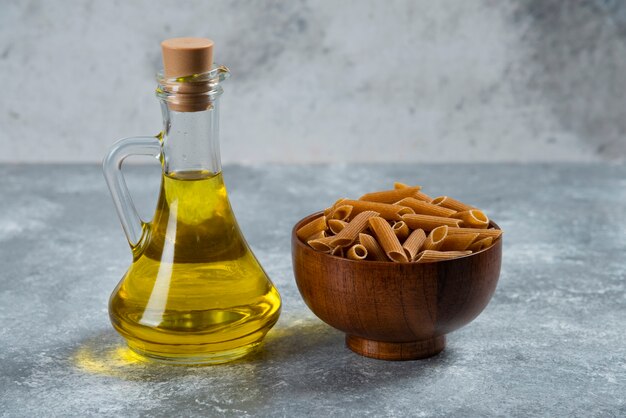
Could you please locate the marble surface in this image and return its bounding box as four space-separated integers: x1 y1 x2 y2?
2 1 626 163
0 163 625 417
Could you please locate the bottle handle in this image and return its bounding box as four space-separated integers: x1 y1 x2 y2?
102 136 162 248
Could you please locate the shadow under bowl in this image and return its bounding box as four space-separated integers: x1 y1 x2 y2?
292 212 502 361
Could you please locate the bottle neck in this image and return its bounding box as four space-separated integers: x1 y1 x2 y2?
160 101 221 176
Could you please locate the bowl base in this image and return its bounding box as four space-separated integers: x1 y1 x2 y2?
346 335 445 361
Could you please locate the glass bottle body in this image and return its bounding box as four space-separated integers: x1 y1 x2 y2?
103 69 281 364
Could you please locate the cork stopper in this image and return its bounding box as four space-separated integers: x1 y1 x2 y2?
161 37 214 78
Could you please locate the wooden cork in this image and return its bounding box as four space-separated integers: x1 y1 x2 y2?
160 37 215 112
161 37 214 78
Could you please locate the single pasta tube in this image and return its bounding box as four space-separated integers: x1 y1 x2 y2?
358 233 388 261
330 205 353 221
446 227 502 240
330 245 345 257
324 198 347 216
413 190 434 202
296 215 327 240
431 196 474 212
307 236 335 253
401 214 461 231
392 220 410 241
395 197 456 217
393 183 432 203
393 182 410 189
451 209 489 229
440 232 479 251
402 228 427 261
330 210 380 247
346 244 368 261
468 237 494 252
368 217 408 262
305 230 326 242
328 219 348 235
415 250 472 263
358 186 421 204
339 199 414 221
422 225 449 251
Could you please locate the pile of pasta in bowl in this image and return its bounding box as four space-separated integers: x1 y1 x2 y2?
296 182 503 263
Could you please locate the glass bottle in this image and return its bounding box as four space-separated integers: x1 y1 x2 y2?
102 38 281 365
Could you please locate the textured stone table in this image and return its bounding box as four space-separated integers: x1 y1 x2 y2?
1 164 625 417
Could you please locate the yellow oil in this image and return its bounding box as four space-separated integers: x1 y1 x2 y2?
109 170 281 364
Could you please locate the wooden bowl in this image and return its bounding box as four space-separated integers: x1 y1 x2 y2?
292 212 502 361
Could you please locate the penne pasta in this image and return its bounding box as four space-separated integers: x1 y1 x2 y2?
401 214 461 231
303 181 501 263
328 219 348 235
422 225 449 251
440 232 479 251
307 236 335 253
330 245 345 257
446 227 503 240
395 197 456 217
324 198 347 216
346 244 368 261
330 210 380 247
451 210 489 229
359 187 421 204
305 230 326 242
415 250 472 263
431 196 474 212
330 205 353 221
368 217 408 262
339 199 414 221
413 190 434 202
468 237 493 252
392 221 410 241
393 183 431 204
358 233 388 261
296 215 327 241
402 228 427 261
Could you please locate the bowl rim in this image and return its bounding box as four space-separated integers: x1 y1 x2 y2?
292 211 502 265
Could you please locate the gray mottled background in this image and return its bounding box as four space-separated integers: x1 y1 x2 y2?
1 0 625 163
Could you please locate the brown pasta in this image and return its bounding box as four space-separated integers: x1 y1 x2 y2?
394 183 433 201
307 236 335 253
415 250 472 263
330 205 353 221
446 227 503 240
296 215 327 240
392 221 410 241
395 197 456 217
413 191 434 202
358 233 388 261
330 210 379 247
303 181 500 264
330 245 345 257
402 228 427 261
328 219 348 235
431 196 474 212
440 232 479 251
422 225 449 251
451 210 489 229
338 200 414 221
305 230 327 242
324 198 347 216
346 244 368 261
468 237 494 252
368 217 408 262
358 187 421 204
401 214 462 231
